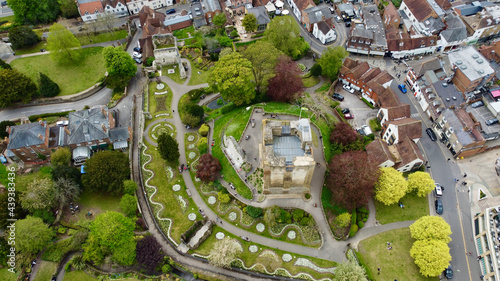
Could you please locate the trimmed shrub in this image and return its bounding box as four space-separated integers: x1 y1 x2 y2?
32 209 55 224
292 209 305 222
351 212 357 225
310 63 322 77
355 250 374 280
245 206 263 218
162 264 172 273
349 224 359 237
197 137 208 154
357 206 369 214
198 124 209 137
357 221 364 228
29 111 73 122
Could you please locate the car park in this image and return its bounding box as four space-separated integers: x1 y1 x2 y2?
344 113 354 119
435 199 443 215
426 128 437 141
341 108 350 114
486 118 499 126
398 84 407 93
134 58 142 64
133 47 142 53
434 183 443 197
133 51 142 58
444 265 453 279
332 93 344 101
471 101 484 108
166 8 176 14
343 84 355 94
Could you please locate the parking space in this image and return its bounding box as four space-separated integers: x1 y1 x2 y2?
332 84 378 128
467 106 500 134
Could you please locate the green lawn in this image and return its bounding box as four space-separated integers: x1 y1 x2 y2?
148 81 173 117
11 47 106 96
69 189 122 222
0 268 17 281
374 192 430 224
14 41 48 55
33 261 58 281
173 26 195 39
76 29 128 46
358 228 437 281
188 61 209 86
162 66 186 85
302 75 320 88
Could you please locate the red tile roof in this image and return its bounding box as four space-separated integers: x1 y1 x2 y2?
394 135 424 169
295 0 316 11
351 62 370 79
378 87 401 107
78 0 103 16
386 28 438 51
403 0 434 22
386 104 411 121
387 118 422 140
366 138 395 166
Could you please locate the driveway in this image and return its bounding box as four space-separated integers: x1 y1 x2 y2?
333 83 378 129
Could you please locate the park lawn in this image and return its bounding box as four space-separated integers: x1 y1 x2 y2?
315 82 331 93
14 41 48 55
162 66 186 85
33 261 58 281
148 81 173 117
0 268 17 281
173 26 195 39
358 228 437 281
11 47 105 96
374 192 429 224
224 107 253 142
72 189 122 221
77 29 128 46
194 226 335 280
187 62 209 86
302 75 320 88
147 121 177 145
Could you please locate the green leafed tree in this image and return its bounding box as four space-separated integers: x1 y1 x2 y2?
209 52 255 105
20 177 57 212
410 239 451 277
123 179 138 196
8 26 41 50
38 72 60 97
51 147 71 166
8 0 60 24
335 213 352 228
207 237 242 268
53 178 81 208
58 0 80 18
47 23 82 64
157 133 180 162
0 120 15 138
213 13 227 28
243 41 281 93
81 150 130 194
242 13 257 33
83 211 136 265
264 16 309 59
120 194 138 217
374 167 408 206
410 216 452 243
0 68 37 108
333 260 368 281
15 216 55 254
407 171 435 197
318 46 349 81
102 46 137 89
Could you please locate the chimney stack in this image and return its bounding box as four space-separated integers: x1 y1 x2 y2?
102 124 107 133
64 127 70 135
38 134 43 140
101 107 106 117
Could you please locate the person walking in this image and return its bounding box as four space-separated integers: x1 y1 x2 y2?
378 268 381 275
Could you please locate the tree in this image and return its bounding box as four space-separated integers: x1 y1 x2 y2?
8 0 60 24
242 13 257 33
267 55 304 103
102 46 137 89
218 36 232 48
245 206 263 218
187 104 204 120
136 236 164 274
330 122 360 146
209 52 255 105
0 120 15 138
407 171 435 197
120 194 137 217
181 113 201 127
15 216 55 254
47 23 82 64
318 46 349 81
123 180 138 196
326 151 379 210
244 41 281 93
83 211 136 265
334 212 352 228
0 189 28 229
157 133 180 162
198 124 209 137
410 216 452 243
51 165 81 185
8 26 40 50
20 177 57 212
217 191 230 204
264 16 309 59
53 178 81 207
207 237 242 268
0 68 37 108
410 240 451 277
82 150 130 193
333 260 368 281
197 137 208 154
196 154 221 182
51 147 71 166
213 13 227 28
0 59 12 70
311 63 322 77
219 47 233 58
38 72 60 97
374 167 408 206
58 0 79 18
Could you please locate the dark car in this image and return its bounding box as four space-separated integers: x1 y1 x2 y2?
166 8 176 14
398 84 407 93
435 199 443 215
486 118 499 126
341 108 350 114
134 58 142 64
444 265 453 279
332 93 344 101
426 128 437 141
133 47 142 53
1 1 7 6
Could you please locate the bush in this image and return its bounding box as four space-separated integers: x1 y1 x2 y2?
217 191 230 204
349 224 359 237
251 33 264 38
220 102 237 114
38 73 60 97
354 250 374 280
230 29 238 38
245 206 263 218
145 57 155 67
198 124 209 137
361 97 375 109
357 206 369 214
58 227 67 234
351 212 357 225
182 113 202 127
292 209 304 222
120 194 138 217
357 221 364 228
32 209 55 224
162 264 172 273
300 217 311 226
197 137 208 154
29 111 73 122
304 193 311 199
311 63 322 76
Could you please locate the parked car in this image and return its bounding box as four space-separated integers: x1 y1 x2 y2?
341 108 350 114
435 199 443 215
426 128 437 141
134 58 142 64
332 93 344 101
471 101 484 108
360 125 372 136
335 15 341 22
133 47 142 53
398 84 407 93
343 84 355 94
166 8 176 14
486 118 499 126
434 183 443 197
444 265 453 279
133 51 142 58
1 1 7 6
329 7 334 14
344 113 354 119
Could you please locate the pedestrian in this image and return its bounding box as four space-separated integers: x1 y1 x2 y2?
447 158 451 161
254 157 257 161
464 173 467 177
378 268 381 275
477 256 481 261
173 110 175 112
387 242 391 246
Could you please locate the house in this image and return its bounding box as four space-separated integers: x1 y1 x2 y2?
5 121 52 163
377 103 411 125
366 135 424 172
385 27 439 59
265 1 276 15
202 0 222 25
457 3 500 44
77 0 104 22
393 135 425 172
313 20 335 44
126 0 171 15
346 5 387 56
478 40 500 64
226 0 252 16
366 138 396 168
246 6 271 32
383 2 401 29
163 15 193 31
102 0 129 17
287 0 315 21
438 13 467 52
191 2 207 28
336 3 355 21
301 6 333 32
473 207 500 281
381 117 422 145
399 0 445 36
132 6 171 59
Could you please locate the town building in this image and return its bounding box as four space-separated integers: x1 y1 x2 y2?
163 15 193 31
382 2 401 29
287 0 315 21
191 2 208 29
456 2 500 44
126 0 171 15
5 121 52 163
226 0 252 16
77 0 104 22
202 0 222 25
473 206 500 281
366 135 424 172
438 13 468 52
133 6 171 58
346 5 387 56
313 21 336 44
381 117 422 145
301 6 333 32
478 40 500 64
246 6 271 32
399 0 445 37
385 27 439 59
102 0 129 17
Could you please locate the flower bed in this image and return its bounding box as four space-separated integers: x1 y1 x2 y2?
256 223 265 233
208 196 216 205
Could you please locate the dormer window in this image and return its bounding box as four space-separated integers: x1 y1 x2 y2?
399 42 404 46
421 44 425 47
351 39 356 43
365 41 369 44
359 40 363 44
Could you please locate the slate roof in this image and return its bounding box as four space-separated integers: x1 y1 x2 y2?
67 107 112 145
248 6 270 25
109 127 130 142
403 0 434 22
366 138 395 166
193 17 207 28
7 122 47 150
304 6 333 24
410 57 443 78
202 0 221 13
441 13 467 43
422 16 446 34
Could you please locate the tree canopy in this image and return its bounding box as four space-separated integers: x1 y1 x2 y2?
410 216 452 243
374 167 408 206
157 133 180 162
207 237 242 268
0 68 37 108
243 41 281 93
38 72 60 97
120 194 137 217
102 46 137 89
326 151 379 210
51 164 81 185
318 46 349 81
53 178 81 207
8 0 60 24
242 13 258 33
209 52 255 105
47 23 81 64
83 211 136 265
407 171 435 197
333 260 368 281
267 55 304 103
196 154 222 182
264 16 309 59
15 216 55 254
0 59 11 70
51 147 71 166
81 150 130 194
8 26 41 50
0 120 15 138
136 235 164 274
0 188 28 229
58 0 80 19
213 13 227 28
410 239 451 277
20 177 57 212
330 122 361 147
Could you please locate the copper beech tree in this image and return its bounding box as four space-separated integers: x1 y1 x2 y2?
196 154 222 182
326 151 379 211
267 56 304 103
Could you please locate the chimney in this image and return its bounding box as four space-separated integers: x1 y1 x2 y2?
38 134 43 140
101 107 106 117
65 127 70 135
102 124 107 133
38 120 45 127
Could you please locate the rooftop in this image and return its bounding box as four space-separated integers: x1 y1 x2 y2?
7 122 47 150
67 107 112 145
304 6 333 24
247 6 270 25
361 5 387 47
442 109 483 145
448 46 495 82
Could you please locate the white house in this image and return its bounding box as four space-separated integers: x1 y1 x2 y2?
103 0 129 17
381 118 422 145
77 0 104 22
126 0 171 15
287 0 315 21
312 21 336 44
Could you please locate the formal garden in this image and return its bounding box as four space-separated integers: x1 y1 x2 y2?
145 81 173 121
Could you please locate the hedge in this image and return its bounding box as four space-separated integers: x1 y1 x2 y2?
349 224 358 237
354 250 374 280
29 111 74 122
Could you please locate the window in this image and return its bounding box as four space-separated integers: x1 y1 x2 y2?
359 40 364 44
351 39 356 43
36 145 40 148
40 149 45 152
365 41 370 44
399 42 404 46
27 158 31 161
20 153 25 156
121 8 124 11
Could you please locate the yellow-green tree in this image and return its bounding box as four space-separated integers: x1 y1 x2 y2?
410 216 452 243
334 212 351 228
243 41 281 93
47 23 81 63
374 167 407 205
242 13 257 33
408 171 435 197
51 147 71 166
207 237 242 268
410 239 451 277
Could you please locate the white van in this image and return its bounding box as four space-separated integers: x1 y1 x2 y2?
361 125 372 136
434 183 443 197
